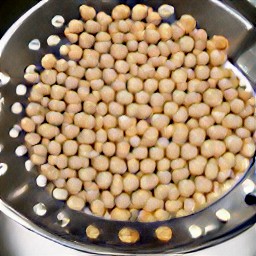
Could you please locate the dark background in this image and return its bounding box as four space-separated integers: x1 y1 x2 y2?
0 0 255 38
0 0 38 37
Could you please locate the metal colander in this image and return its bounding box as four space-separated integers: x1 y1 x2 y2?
0 0 255 254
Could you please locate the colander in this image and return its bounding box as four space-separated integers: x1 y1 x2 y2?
0 0 255 254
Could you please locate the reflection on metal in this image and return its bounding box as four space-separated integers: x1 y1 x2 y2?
189 225 202 239
0 72 10 87
243 179 255 194
0 163 8 176
216 209 231 223
51 15 65 28
11 102 23 114
204 224 217 235
8 184 29 200
33 203 47 216
28 39 41 51
16 84 27 96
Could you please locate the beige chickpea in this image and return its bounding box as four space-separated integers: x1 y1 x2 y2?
157 169 172 184
234 154 250 172
115 193 131 209
47 140 61 156
91 199 105 217
178 179 195 197
149 147 164 161
166 142 180 160
131 4 148 21
111 208 131 221
79 32 95 50
108 128 124 142
236 127 251 139
240 138 255 158
91 155 109 172
67 195 85 211
244 116 256 132
25 133 41 146
140 159 156 174
195 65 210 80
66 177 82 195
110 44 128 60
116 141 130 159
96 31 111 42
61 124 79 139
179 36 194 52
85 20 101 34
188 79 209 93
110 174 123 196
141 127 158 147
144 197 164 212
193 192 206 206
189 155 207 176
96 172 113 189
181 143 198 160
203 88 223 107
21 117 36 133
144 78 158 93
68 156 85 170
189 103 210 118
135 91 150 104
210 49 227 66
207 125 228 140
110 157 127 174
223 88 238 101
172 167 190 184
179 14 196 33
84 182 100 203
127 158 140 174
77 129 95 144
154 209 170 221
172 68 187 83
140 173 159 190
171 123 188 145
201 140 226 158
101 142 115 157
123 173 140 193
165 200 183 213
112 4 131 20
37 123 59 139
41 54 57 69
99 54 114 69
171 23 185 41
184 53 196 68
78 168 97 182
154 184 169 200
199 115 215 129
131 189 151 209
40 69 57 85
127 77 143 93
222 114 242 129
211 102 230 124
151 114 170 131
80 5 96 21
195 176 213 193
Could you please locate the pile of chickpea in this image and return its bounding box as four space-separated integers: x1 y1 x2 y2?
22 4 256 222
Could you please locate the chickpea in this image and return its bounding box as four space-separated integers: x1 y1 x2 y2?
178 179 195 197
195 176 213 193
67 195 85 211
110 157 127 174
112 4 131 20
111 208 131 221
222 114 242 129
116 193 131 209
201 140 226 158
96 172 113 189
77 129 95 144
189 103 210 118
179 36 194 53
144 197 164 212
172 68 187 83
189 155 207 176
244 116 256 132
132 4 148 21
207 125 228 140
66 177 82 195
172 123 189 144
141 127 158 147
165 200 183 213
199 115 215 129
37 123 59 139
234 154 250 172
131 189 152 209
166 142 180 160
91 199 105 217
21 117 36 133
80 5 96 21
140 173 159 190
116 141 130 159
203 88 223 107
123 174 140 193
108 128 124 142
91 155 109 172
41 54 57 69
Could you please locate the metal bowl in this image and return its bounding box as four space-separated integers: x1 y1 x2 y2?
0 0 255 254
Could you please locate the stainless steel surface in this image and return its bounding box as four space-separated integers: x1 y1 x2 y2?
1 213 256 256
0 0 256 254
